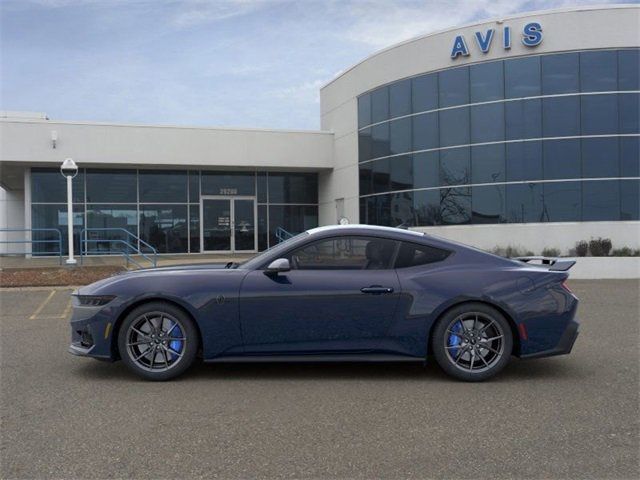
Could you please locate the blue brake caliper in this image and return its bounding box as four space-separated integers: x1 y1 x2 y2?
448 320 463 357
168 323 183 361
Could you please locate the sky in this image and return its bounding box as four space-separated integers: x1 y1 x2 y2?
0 0 629 130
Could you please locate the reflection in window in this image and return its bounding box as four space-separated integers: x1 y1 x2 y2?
506 141 543 182
257 172 267 203
618 49 640 91
189 171 200 203
390 155 413 191
412 73 438 113
371 123 390 159
412 112 438 151
389 79 411 118
505 56 540 98
413 189 441 226
359 128 373 162
620 137 640 177
31 169 85 203
289 236 397 270
86 205 138 254
544 139 581 180
439 67 469 107
139 170 187 203
543 182 581 222
543 96 580 137
359 162 372 196
358 94 371 128
582 181 620 221
505 99 542 140
582 138 619 178
372 159 390 193
619 93 640 134
472 185 505 224
470 103 504 143
268 173 317 204
581 94 618 135
413 152 439 189
471 144 505 184
580 50 617 92
439 108 469 147
506 183 543 223
139 205 188 253
268 205 318 247
390 191 414 227
31 204 84 255
440 148 470 186
86 170 136 203
189 204 200 253
542 53 579 95
440 187 471 225
389 117 412 155
470 61 504 102
257 205 268 250
620 179 640 220
371 86 389 123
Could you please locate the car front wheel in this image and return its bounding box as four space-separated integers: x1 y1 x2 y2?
432 303 513 382
117 301 198 381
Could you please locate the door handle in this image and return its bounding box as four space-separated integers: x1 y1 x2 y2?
360 286 394 294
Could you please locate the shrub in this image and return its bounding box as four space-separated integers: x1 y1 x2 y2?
575 241 589 257
490 245 533 258
611 247 640 257
589 237 612 257
542 247 561 257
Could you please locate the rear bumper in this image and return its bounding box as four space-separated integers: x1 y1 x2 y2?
519 319 580 359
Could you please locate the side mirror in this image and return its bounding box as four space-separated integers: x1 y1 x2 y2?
265 258 290 275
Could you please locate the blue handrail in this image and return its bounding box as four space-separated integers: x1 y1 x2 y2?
275 227 294 243
0 228 63 265
80 228 158 268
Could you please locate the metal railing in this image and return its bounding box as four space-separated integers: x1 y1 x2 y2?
275 227 294 243
80 228 158 269
0 228 63 264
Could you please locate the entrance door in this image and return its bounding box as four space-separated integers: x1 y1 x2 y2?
201 197 257 252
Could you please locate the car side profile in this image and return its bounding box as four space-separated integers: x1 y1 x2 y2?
68 225 579 381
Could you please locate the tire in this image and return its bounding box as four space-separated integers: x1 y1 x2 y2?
117 301 198 381
432 303 513 382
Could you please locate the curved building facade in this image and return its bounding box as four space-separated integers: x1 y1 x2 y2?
320 5 639 253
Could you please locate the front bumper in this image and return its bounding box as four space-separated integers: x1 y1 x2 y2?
519 319 580 359
68 296 121 361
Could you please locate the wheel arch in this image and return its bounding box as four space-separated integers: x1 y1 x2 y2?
427 299 520 357
110 297 203 360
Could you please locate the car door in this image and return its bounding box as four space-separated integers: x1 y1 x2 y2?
238 235 402 354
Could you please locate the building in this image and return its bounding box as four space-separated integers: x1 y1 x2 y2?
1 5 638 258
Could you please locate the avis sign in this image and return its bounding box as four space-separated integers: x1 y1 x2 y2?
450 22 543 59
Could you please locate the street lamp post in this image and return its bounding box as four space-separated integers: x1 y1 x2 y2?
60 158 78 265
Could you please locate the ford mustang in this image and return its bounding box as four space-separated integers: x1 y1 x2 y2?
68 225 579 381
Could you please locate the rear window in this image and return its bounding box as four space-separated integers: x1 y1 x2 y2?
394 242 451 268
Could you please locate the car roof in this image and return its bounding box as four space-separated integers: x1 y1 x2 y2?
307 224 425 238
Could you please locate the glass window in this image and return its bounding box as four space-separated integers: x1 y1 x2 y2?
371 123 390 159
439 67 469 107
268 205 317 247
389 117 412 155
543 181 581 222
189 171 200 203
542 53 579 95
439 107 469 147
139 170 187 203
201 171 255 196
412 73 438 113
289 236 396 270
440 148 470 186
413 152 439 189
371 86 389 123
506 183 543 223
580 50 617 92
363 195 391 226
268 173 317 204
543 96 580 137
390 191 414 227
505 98 542 140
412 112 438 151
582 138 619 178
86 205 138 254
139 205 188 253
470 103 504 143
506 141 543 182
372 158 390 193
86 169 136 203
620 179 640 220
440 187 471 225
470 61 504 102
358 93 372 128
581 94 618 135
472 185 505 224
544 139 581 180
619 93 640 134
618 49 640 91
257 172 267 203
389 79 411 118
189 204 200 253
620 137 640 177
471 144 505 184
257 204 268 251
582 181 620 221
31 204 84 255
31 168 85 204
359 162 372 196
413 189 441 226
395 242 450 268
359 128 373 162
390 155 413 191
505 56 541 98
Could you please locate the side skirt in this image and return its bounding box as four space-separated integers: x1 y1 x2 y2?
204 353 425 364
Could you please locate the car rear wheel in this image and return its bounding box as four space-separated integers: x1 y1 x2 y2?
432 303 513 382
117 302 198 381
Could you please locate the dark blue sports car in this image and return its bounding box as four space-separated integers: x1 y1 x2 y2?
68 225 579 381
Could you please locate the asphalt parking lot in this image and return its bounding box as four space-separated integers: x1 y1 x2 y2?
1 280 638 479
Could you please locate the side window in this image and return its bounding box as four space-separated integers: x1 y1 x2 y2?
289 237 397 270
395 242 450 268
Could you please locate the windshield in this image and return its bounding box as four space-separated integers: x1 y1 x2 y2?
238 232 309 270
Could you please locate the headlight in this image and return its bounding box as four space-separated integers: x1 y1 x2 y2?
74 295 116 307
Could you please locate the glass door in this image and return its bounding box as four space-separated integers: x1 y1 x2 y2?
201 196 256 252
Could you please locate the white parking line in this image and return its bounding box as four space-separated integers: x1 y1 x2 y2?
29 290 56 320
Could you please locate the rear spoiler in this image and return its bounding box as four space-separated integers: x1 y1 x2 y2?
513 256 576 272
